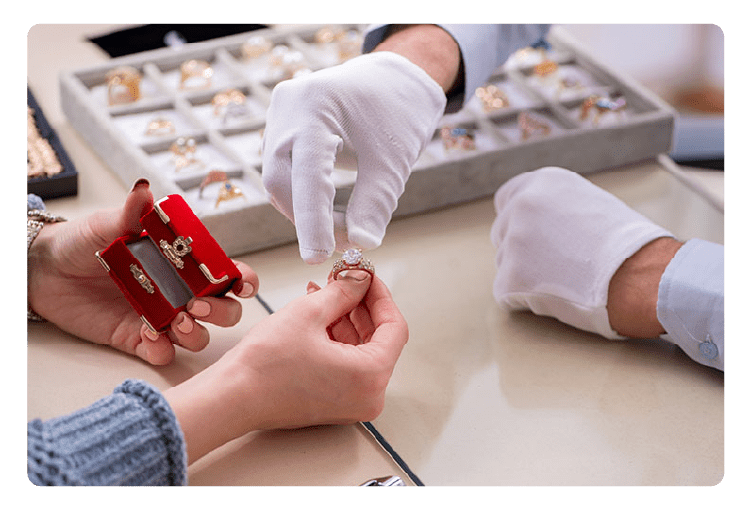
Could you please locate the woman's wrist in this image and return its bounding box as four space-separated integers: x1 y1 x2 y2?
373 24 461 94
163 357 255 465
27 222 57 319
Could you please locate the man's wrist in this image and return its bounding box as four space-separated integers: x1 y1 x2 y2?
373 24 461 93
607 236 684 338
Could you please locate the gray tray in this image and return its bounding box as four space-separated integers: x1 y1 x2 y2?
60 25 675 256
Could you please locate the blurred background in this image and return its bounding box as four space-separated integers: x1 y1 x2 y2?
86 23 725 170
560 24 724 169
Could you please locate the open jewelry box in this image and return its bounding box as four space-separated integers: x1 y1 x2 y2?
60 25 675 257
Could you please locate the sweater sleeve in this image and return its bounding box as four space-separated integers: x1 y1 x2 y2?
363 24 551 113
28 379 188 486
657 239 724 371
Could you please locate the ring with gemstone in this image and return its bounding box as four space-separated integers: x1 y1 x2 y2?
241 35 273 60
518 111 551 140
212 89 247 116
107 65 142 105
179 59 213 89
475 84 509 112
215 180 246 207
580 95 627 123
330 248 375 280
533 59 559 78
440 126 476 152
145 117 175 136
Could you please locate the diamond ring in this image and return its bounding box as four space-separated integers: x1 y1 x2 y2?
330 248 375 280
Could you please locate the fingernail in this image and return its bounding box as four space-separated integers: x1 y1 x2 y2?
306 281 320 294
176 312 193 334
238 282 256 298
342 270 369 282
188 299 211 317
131 178 150 191
144 327 160 341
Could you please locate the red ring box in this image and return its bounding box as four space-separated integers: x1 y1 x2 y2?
95 194 241 333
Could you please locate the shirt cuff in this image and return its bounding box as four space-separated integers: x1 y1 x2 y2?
657 239 724 371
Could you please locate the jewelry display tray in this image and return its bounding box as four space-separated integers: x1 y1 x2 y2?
60 25 675 257
28 87 78 199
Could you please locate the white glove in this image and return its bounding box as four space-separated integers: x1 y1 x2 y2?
491 167 673 339
262 52 447 264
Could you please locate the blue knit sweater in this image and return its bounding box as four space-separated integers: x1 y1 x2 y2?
28 379 188 486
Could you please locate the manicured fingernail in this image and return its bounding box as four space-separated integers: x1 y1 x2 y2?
306 281 320 294
131 178 150 191
143 327 160 341
238 282 256 298
342 270 369 282
188 299 211 317
176 312 193 334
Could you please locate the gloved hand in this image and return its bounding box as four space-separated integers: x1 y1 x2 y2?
491 167 673 339
262 51 447 264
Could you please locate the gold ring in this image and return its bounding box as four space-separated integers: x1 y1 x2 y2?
580 95 627 124
241 35 273 60
533 59 558 78
106 66 142 105
199 169 228 197
475 84 509 112
518 111 552 140
180 59 213 89
215 180 246 207
314 26 343 44
212 89 246 113
170 137 201 172
440 126 476 151
267 45 290 67
330 248 375 280
170 137 196 156
145 117 175 136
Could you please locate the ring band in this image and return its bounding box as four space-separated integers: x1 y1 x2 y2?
533 59 558 78
199 169 228 197
170 137 201 172
241 35 273 60
518 111 552 140
440 126 476 151
580 95 627 124
215 181 246 207
212 89 246 116
107 65 142 105
180 59 213 89
330 248 375 280
475 84 509 112
145 117 175 136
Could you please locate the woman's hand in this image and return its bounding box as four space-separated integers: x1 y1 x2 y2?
164 271 409 464
27 180 259 365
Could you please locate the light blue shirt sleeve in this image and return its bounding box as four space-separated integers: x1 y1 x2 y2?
363 24 550 112
657 239 724 371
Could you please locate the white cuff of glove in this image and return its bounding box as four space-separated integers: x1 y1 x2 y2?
491 167 673 339
262 51 447 264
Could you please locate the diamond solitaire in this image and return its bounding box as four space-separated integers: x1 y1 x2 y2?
330 248 375 280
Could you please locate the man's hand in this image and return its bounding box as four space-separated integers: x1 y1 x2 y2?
262 25 459 264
